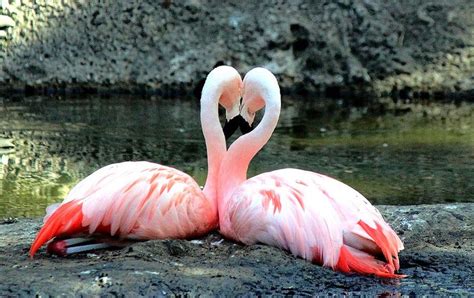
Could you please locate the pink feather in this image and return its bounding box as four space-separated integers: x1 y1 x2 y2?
218 67 405 278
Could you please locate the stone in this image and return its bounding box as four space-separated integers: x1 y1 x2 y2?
0 1 472 98
0 14 14 27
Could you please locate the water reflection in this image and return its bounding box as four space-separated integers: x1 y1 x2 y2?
0 96 473 218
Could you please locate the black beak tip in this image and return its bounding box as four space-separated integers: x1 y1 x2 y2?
239 117 254 135
223 116 240 140
223 115 255 140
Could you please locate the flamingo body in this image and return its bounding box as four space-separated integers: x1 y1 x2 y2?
29 161 217 256
30 65 243 257
217 67 405 278
220 169 404 278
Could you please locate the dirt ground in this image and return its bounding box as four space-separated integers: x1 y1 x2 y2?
0 203 473 296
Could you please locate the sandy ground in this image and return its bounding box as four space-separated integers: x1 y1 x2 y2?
0 203 473 296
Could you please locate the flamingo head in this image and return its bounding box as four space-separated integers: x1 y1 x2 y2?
238 67 280 134
205 65 243 140
220 73 243 140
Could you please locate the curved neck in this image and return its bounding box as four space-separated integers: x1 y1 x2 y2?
218 89 281 214
201 83 227 204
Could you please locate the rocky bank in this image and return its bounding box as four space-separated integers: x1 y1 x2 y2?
0 0 473 99
0 203 473 295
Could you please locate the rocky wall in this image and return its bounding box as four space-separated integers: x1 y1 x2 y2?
0 0 473 99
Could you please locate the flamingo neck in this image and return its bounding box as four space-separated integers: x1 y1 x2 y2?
218 91 281 221
200 82 227 206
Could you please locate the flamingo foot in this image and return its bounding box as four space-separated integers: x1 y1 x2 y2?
47 238 111 256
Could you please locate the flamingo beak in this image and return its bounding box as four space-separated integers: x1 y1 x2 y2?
238 104 255 135
223 116 241 140
238 115 254 135
223 97 243 140
223 94 255 139
223 114 254 139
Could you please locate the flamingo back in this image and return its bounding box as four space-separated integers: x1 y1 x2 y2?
221 168 404 278
30 161 217 257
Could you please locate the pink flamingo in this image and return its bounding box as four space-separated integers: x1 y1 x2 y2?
29 66 243 257
217 68 405 278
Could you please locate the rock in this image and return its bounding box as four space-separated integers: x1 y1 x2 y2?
0 203 472 295
0 15 14 28
0 138 14 148
0 1 472 98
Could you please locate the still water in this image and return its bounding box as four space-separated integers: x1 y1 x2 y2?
0 95 473 218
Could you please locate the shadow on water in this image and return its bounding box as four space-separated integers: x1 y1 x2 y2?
0 95 473 218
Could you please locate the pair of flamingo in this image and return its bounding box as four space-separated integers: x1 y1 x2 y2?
29 66 404 278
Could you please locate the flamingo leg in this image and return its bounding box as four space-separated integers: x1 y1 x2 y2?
47 238 112 256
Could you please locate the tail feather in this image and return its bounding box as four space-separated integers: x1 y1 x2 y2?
29 200 84 258
44 203 60 223
358 220 402 271
336 245 406 278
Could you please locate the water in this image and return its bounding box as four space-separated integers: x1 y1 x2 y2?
0 95 473 218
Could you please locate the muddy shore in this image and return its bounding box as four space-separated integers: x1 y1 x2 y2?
0 203 472 296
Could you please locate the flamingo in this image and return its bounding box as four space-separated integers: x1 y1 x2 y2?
217 67 405 278
29 65 243 257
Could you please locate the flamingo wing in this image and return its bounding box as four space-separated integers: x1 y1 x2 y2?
30 161 216 257
223 168 404 278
